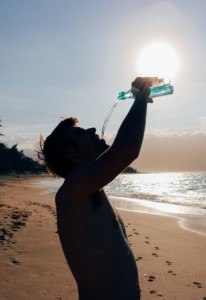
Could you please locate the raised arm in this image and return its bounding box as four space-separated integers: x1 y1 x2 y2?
61 77 151 198
112 77 151 156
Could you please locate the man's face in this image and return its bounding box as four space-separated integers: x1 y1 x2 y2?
66 126 109 162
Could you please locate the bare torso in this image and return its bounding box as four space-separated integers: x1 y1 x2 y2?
56 189 140 300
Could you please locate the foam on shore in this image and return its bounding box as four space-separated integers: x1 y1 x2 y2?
110 196 206 237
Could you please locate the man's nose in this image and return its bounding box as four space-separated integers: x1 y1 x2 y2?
86 128 96 135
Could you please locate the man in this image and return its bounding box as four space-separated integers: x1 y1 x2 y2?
42 77 152 300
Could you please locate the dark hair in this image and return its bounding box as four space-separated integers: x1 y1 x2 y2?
39 117 78 178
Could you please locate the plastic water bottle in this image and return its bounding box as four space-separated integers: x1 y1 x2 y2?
118 82 174 100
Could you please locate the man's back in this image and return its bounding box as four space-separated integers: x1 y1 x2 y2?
56 188 140 300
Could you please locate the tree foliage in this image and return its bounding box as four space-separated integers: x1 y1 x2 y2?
0 121 45 174
122 166 138 173
0 120 4 137
0 142 46 174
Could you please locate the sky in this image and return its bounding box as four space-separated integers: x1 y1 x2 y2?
0 0 206 172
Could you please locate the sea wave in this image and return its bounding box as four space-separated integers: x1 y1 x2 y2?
33 171 206 209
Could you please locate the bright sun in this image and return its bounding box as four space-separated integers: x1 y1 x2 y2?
137 42 179 81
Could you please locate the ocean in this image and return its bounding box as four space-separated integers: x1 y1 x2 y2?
34 171 206 236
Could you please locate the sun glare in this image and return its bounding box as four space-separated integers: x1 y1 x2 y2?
138 42 179 81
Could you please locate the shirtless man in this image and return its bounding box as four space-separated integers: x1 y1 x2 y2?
42 77 152 299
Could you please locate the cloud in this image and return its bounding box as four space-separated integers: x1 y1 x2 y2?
104 128 206 172
145 128 206 137
104 127 206 141
134 128 206 172
199 117 206 130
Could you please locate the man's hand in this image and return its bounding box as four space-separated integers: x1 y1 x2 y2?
131 77 154 103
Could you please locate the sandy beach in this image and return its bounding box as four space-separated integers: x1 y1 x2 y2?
0 175 206 300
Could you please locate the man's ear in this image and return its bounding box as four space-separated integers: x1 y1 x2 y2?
63 146 81 164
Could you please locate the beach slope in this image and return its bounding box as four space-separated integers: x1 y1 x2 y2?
0 176 205 299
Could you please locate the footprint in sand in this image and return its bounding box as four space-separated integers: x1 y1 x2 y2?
12 221 26 231
193 281 203 289
29 202 56 217
150 289 157 294
0 207 31 249
165 260 172 265
144 236 150 244
168 270 177 276
152 253 159 257
12 259 21 265
149 288 163 297
147 275 156 282
136 256 143 261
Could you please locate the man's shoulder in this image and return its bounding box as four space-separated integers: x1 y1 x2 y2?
56 174 75 197
55 178 89 210
55 180 73 205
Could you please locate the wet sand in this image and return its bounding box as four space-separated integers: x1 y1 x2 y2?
110 196 206 237
0 175 206 299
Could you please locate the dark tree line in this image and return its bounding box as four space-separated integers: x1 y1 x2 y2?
0 120 3 138
0 120 45 175
123 166 138 173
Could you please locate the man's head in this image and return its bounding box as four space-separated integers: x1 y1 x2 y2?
41 117 109 178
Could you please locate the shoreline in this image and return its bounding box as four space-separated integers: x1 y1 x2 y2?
110 196 206 237
1 175 206 299
31 176 206 237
